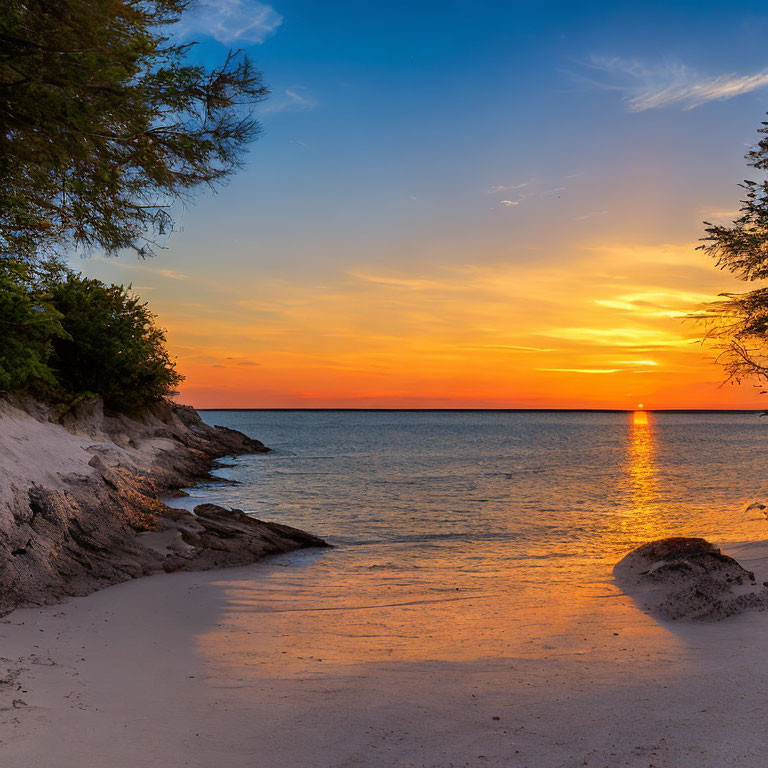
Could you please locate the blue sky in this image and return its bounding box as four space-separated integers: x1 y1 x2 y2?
79 1 768 407
163 0 768 272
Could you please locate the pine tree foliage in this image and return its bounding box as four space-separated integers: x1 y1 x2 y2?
0 260 64 394
701 120 768 386
0 0 268 260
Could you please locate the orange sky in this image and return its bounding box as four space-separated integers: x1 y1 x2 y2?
79 236 765 410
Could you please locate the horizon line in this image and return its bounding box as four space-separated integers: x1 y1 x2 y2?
195 407 767 413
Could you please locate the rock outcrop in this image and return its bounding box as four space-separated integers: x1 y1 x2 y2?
149 504 326 572
0 396 327 616
614 536 768 621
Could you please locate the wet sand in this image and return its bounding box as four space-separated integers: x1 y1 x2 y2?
3 542 768 767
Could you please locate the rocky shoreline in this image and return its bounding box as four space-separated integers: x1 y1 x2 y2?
0 397 327 616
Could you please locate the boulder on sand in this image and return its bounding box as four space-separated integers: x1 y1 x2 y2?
614 536 768 621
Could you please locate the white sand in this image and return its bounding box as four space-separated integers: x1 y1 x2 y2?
3 543 768 767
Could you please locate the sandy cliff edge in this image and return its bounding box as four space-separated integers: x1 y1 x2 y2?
0 396 327 616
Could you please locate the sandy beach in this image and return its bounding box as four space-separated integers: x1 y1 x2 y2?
3 538 768 768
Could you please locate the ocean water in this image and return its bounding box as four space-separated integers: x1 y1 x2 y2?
178 410 768 666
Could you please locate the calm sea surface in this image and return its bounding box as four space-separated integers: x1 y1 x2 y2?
179 410 768 665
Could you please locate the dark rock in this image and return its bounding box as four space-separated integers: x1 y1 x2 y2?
157 504 329 572
614 536 768 621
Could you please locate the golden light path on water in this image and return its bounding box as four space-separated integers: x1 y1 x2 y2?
622 409 663 542
608 410 694 552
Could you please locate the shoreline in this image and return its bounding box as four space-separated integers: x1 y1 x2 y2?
0 396 326 616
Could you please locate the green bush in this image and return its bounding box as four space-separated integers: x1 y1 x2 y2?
0 260 63 395
0 258 182 411
47 271 183 412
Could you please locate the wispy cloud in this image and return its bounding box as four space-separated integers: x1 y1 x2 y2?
571 56 768 111
177 0 283 45
225 357 261 367
488 182 530 194
88 256 188 281
489 178 571 209
261 87 317 114
347 272 445 290
150 268 188 281
467 344 557 352
573 210 607 221
594 289 718 318
699 208 742 221
538 368 620 374
542 327 693 348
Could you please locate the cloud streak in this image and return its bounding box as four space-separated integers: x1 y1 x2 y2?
572 56 768 111
573 210 607 221
261 87 318 114
88 256 188 281
538 368 620 374
177 0 283 45
488 182 530 194
542 327 693 349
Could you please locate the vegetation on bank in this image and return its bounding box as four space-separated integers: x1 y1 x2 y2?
0 259 181 411
0 0 266 410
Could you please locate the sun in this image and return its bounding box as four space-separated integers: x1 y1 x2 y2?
637 403 644 409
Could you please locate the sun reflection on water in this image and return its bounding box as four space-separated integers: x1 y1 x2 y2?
629 410 654 488
618 409 667 543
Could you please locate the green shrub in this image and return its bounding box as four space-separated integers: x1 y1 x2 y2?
0 259 64 395
47 271 183 412
0 258 182 412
